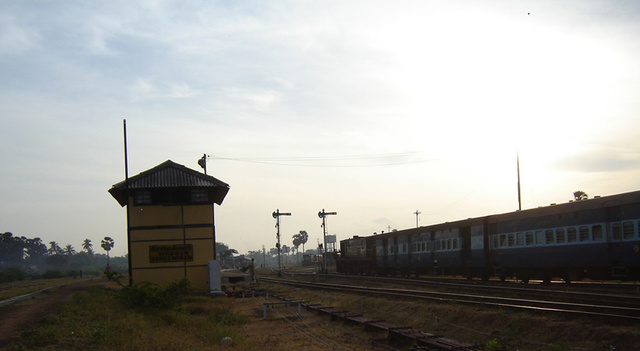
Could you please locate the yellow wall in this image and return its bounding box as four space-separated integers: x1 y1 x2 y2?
128 198 215 291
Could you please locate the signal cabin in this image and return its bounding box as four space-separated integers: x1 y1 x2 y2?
109 160 229 290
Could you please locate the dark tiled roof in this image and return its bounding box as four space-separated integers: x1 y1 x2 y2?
108 160 230 206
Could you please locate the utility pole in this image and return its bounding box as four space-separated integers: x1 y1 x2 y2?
414 210 421 228
272 209 291 277
198 154 208 174
318 209 337 273
517 153 522 211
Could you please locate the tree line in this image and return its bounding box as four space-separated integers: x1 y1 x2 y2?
241 230 314 267
0 232 125 282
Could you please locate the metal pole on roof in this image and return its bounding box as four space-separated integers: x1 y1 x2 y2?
198 154 207 175
517 153 522 211
123 119 133 286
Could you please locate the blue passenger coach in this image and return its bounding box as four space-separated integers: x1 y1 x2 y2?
336 190 640 282
489 191 640 282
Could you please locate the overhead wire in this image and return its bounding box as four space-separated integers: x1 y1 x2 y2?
207 152 432 168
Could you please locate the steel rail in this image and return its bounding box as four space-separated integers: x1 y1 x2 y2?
260 277 640 322
329 274 640 309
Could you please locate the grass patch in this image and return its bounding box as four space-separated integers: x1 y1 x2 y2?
259 281 640 351
0 277 81 300
11 281 250 350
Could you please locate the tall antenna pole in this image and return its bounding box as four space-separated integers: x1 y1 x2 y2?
517 153 522 211
123 119 132 286
414 210 421 228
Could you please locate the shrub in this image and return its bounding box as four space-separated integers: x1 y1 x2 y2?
120 278 191 310
40 270 66 279
485 338 508 351
0 267 27 283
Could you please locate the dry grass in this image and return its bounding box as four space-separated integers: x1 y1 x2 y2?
258 281 640 351
5 276 640 350
0 277 80 300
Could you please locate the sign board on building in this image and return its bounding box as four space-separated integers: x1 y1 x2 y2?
149 244 194 263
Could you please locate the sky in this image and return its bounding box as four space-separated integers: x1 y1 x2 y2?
1 1 639 257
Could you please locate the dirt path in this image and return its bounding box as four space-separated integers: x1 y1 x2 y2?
0 278 117 349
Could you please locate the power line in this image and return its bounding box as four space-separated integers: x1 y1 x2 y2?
206 152 431 168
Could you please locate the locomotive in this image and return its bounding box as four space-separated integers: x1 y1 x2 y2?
335 190 640 283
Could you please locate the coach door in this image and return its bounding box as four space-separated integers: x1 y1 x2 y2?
605 205 627 277
460 226 472 266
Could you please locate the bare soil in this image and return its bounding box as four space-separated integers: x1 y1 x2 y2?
0 278 119 349
3 278 640 350
233 296 405 350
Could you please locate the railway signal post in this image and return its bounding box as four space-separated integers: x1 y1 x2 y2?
318 209 337 273
272 209 291 277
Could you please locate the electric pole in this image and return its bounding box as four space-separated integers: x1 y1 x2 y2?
517 153 522 211
272 209 291 276
414 210 421 227
198 153 208 174
318 209 337 273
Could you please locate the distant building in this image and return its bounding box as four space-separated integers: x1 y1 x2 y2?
108 160 229 290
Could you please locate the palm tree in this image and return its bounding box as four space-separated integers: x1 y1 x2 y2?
101 237 115 265
64 244 76 256
82 239 93 255
48 241 63 256
293 230 309 254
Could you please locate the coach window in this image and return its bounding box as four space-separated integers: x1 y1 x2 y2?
525 232 534 245
556 228 566 243
499 234 507 248
611 223 622 241
567 227 577 243
516 233 524 246
545 230 554 244
453 239 458 250
623 221 634 239
507 234 515 247
535 231 544 245
592 225 603 241
579 226 589 242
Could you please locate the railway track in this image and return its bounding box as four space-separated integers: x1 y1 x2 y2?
260 275 640 322
326 274 640 310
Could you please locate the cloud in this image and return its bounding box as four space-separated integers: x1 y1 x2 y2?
553 148 640 173
0 16 39 54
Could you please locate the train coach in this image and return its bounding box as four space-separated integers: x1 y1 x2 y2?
336 190 640 282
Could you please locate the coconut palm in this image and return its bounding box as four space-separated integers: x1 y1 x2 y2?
82 239 93 255
64 244 76 256
48 241 63 256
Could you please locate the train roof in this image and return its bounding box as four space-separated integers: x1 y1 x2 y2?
342 189 640 242
487 189 640 224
